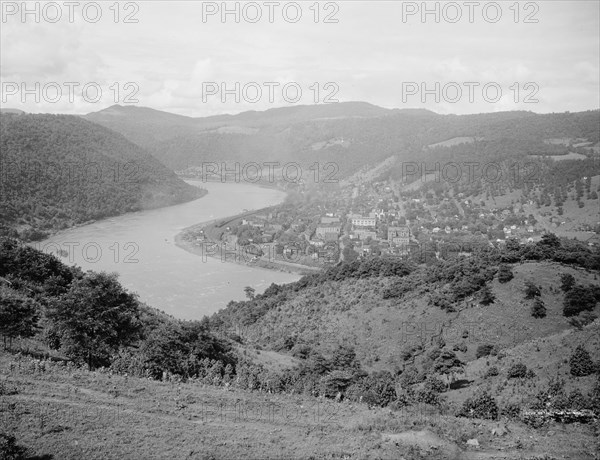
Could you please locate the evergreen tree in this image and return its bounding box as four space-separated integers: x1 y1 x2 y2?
531 298 547 318
560 273 576 292
497 264 514 283
480 285 495 305
569 345 596 377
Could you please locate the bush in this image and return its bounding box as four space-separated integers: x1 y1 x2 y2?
569 345 596 377
0 433 29 460
531 298 547 318
458 391 498 420
452 342 467 353
424 376 447 393
568 311 597 329
498 264 514 283
485 366 499 378
480 285 495 305
563 285 599 317
559 273 576 292
0 381 19 396
416 387 441 406
567 389 589 410
524 280 541 299
501 402 521 419
507 362 529 379
476 344 495 359
290 343 312 359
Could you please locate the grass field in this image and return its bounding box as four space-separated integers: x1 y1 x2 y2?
2 347 599 459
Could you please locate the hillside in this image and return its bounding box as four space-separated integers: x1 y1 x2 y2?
1 346 598 460
84 105 599 179
0 114 203 240
1 236 599 459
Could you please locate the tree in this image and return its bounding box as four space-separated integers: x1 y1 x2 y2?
539 232 561 248
507 362 529 379
560 273 576 292
563 285 598 317
569 345 595 377
243 286 256 300
497 264 514 283
458 391 498 420
330 344 359 370
531 298 547 318
524 280 541 299
0 288 39 349
47 272 142 369
433 350 464 389
480 285 495 305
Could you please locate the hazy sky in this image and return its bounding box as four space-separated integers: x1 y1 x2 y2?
1 1 599 116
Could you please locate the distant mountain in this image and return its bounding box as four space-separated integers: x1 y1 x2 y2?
85 104 600 177
0 114 203 240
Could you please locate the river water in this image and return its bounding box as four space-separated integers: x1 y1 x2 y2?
34 181 300 319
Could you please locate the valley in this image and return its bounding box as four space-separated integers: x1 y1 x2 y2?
1 105 599 460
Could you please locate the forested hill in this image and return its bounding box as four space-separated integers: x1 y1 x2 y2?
0 114 203 240
85 104 599 176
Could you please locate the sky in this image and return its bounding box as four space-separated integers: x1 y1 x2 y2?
1 0 599 117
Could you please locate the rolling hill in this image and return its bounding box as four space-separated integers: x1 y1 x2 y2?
0 113 203 240
84 104 600 181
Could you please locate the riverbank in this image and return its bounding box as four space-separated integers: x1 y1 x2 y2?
25 187 209 244
174 209 322 277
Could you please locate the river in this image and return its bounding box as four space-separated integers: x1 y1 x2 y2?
34 181 301 320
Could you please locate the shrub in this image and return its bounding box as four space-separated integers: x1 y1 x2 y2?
480 285 495 305
559 273 575 292
498 264 514 283
399 366 423 386
485 366 499 378
416 387 441 406
568 311 598 329
458 391 498 420
318 370 354 398
563 285 599 317
507 362 529 379
524 280 541 299
569 345 595 377
452 342 467 353
567 389 589 410
476 344 495 359
424 376 447 393
0 381 19 396
501 402 521 419
290 344 312 360
0 433 29 460
531 298 547 318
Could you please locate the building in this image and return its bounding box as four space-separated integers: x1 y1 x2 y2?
388 226 410 246
316 225 341 240
351 217 376 227
321 216 340 224
354 229 377 240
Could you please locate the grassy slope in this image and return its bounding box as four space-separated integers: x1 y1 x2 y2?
236 262 600 374
1 348 598 460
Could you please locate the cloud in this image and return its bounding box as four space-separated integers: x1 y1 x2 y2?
1 1 598 116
